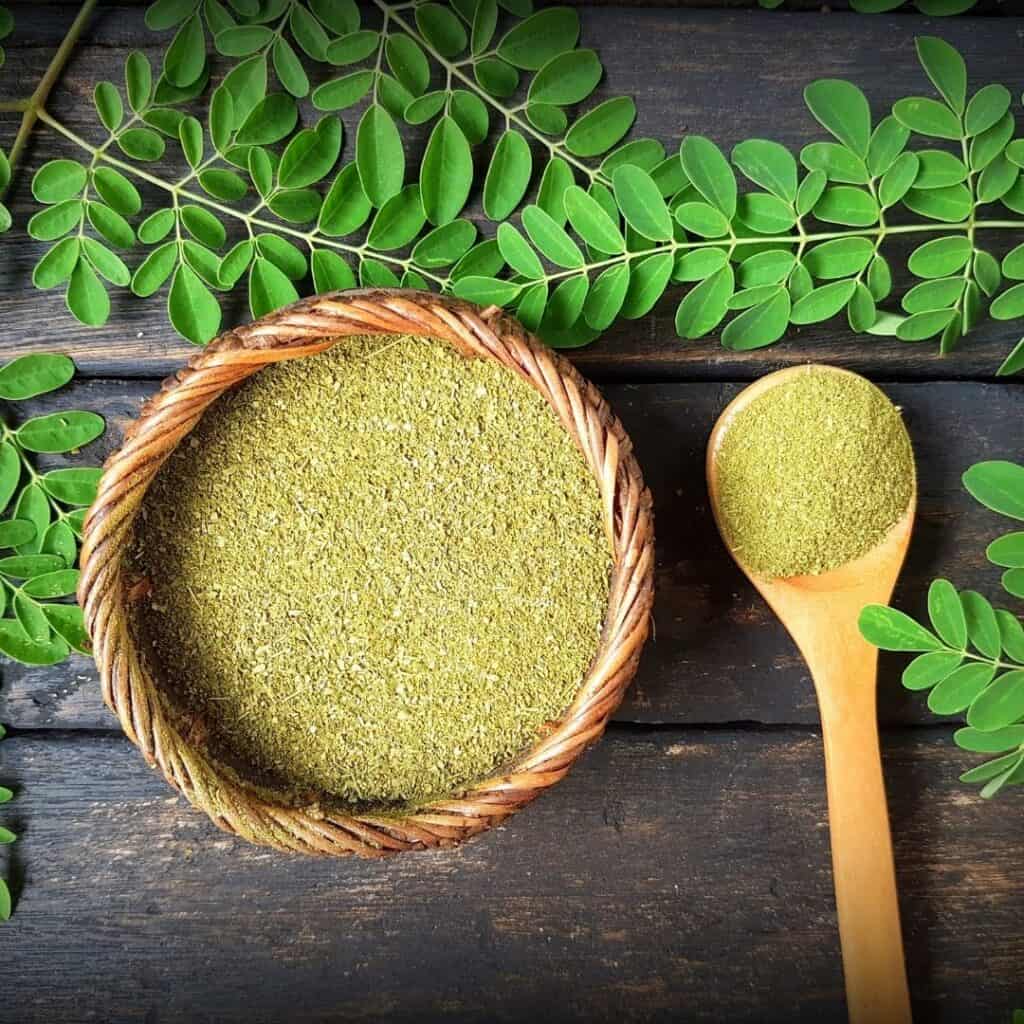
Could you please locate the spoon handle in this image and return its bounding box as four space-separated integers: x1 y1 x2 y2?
810 634 913 1024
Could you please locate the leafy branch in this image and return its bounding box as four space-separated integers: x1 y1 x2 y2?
2 4 1023 372
0 354 103 667
860 461 1024 798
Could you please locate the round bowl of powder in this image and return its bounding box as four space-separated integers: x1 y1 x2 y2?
710 364 914 580
77 290 654 856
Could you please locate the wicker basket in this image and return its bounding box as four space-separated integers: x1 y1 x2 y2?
78 289 655 857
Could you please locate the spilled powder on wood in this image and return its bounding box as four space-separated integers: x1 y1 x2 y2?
715 368 914 579
130 335 612 809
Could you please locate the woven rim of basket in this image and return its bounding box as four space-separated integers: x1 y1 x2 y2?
77 289 655 857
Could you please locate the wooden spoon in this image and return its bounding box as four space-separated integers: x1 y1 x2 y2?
706 364 914 1024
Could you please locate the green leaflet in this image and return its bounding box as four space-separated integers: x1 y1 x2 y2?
367 186 426 251
721 289 791 351
613 165 672 242
497 8 579 70
804 79 872 157
356 104 404 208
565 98 636 159
675 265 734 339
483 131 532 221
564 186 624 254
420 117 472 226
527 49 602 106
680 136 737 219
731 139 797 202
169 264 221 344
521 206 583 269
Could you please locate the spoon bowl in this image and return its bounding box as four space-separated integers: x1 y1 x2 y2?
707 364 915 1024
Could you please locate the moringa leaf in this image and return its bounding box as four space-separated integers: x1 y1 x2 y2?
449 90 488 144
915 36 966 114
249 257 299 318
521 205 584 269
680 136 736 219
997 338 1024 378
564 186 625 254
66 258 110 327
310 249 355 293
366 185 426 250
312 71 374 112
356 104 404 208
565 97 636 158
903 651 963 692
859 605 941 652
528 49 602 106
790 279 857 325
675 264 733 340
416 3 468 58
966 670 1024 733
420 116 473 226
804 79 872 157
279 116 342 188
475 58 518 99
963 462 1024 521
929 663 998 716
801 142 869 186
17 412 104 454
412 220 476 269
731 139 797 202
583 263 630 330
483 131 532 222
879 152 919 209
613 165 673 242
928 578 967 649
867 115 911 178
497 7 579 70
896 308 956 342
804 236 874 280
964 84 1012 139
32 160 87 205
893 97 962 141
721 289 791 351
620 252 672 320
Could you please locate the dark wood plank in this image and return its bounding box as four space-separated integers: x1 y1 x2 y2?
1 378 1019 730
0 728 1019 1023
2 7 1023 380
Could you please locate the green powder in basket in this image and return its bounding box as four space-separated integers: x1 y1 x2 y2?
714 368 914 579
130 335 612 809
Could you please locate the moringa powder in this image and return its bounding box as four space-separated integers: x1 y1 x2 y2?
715 368 913 579
130 335 612 809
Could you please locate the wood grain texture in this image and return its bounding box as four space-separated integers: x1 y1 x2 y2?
1 7 1023 380
0 729 1019 1023
1 378 1019 730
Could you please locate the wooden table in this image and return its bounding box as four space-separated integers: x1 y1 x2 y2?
1 2 1022 1021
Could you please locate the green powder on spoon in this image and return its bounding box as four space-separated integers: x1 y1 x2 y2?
715 368 914 579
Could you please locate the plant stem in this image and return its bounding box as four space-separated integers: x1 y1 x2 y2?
2 0 100 196
33 106 1024 296
375 0 608 186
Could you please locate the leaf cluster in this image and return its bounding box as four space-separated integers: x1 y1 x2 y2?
860 460 1024 797
0 354 103 667
9 4 1024 372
